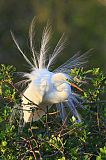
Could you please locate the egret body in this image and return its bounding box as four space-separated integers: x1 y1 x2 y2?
12 18 87 123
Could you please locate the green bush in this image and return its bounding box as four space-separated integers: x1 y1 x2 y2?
0 64 106 160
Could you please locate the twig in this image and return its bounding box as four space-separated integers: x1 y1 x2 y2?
83 100 106 105
27 139 37 160
96 105 100 132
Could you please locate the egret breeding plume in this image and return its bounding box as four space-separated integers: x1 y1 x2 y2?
12 18 87 124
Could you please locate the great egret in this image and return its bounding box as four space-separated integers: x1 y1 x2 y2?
12 18 87 124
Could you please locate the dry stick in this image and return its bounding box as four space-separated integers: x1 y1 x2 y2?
38 136 64 159
29 128 41 148
28 124 66 159
96 105 100 132
28 128 43 159
12 108 63 160
83 100 106 105
83 152 98 157
21 129 63 159
48 111 59 115
54 112 70 137
20 136 40 159
43 146 64 159
45 106 49 135
60 127 76 137
16 138 32 159
42 133 65 158
27 139 37 160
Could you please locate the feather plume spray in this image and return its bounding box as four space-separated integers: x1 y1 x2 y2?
11 17 89 124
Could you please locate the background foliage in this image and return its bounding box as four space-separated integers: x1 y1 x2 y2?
0 0 106 72
0 64 106 159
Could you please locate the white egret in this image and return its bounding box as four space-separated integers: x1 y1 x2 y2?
12 18 87 124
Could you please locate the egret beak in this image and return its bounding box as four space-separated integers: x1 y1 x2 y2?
66 80 84 92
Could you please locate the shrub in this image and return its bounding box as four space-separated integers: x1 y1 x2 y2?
0 64 106 159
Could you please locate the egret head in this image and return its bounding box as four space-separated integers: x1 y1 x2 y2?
51 73 70 91
51 72 83 92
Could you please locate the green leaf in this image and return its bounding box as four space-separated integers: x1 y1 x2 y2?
2 141 7 146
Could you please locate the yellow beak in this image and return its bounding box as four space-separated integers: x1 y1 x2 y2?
66 81 84 92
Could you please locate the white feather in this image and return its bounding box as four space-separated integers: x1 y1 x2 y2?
47 34 67 69
11 31 34 68
53 51 89 74
39 22 51 69
29 17 39 68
